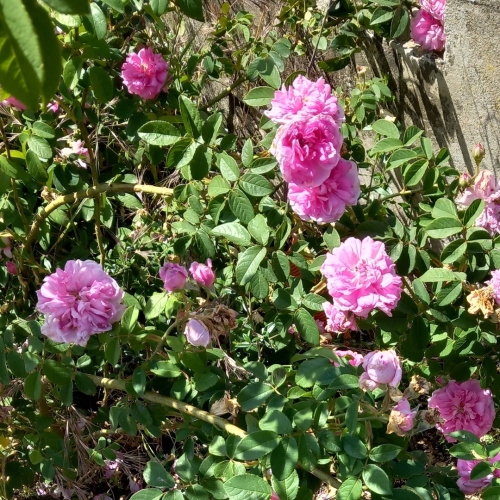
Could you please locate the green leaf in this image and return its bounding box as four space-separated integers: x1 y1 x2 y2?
234 431 280 460
237 382 273 411
337 478 362 500
84 3 107 39
28 136 52 159
294 308 320 345
101 0 125 13
143 461 175 488
403 126 423 146
431 198 458 219
482 486 500 499
138 121 182 146
369 444 402 463
248 214 270 245
144 292 169 320
132 366 146 396
175 0 204 22
271 437 298 481
201 112 222 145
449 442 487 460
390 6 409 38
271 470 299 500
463 199 485 228
105 338 120 365
129 489 163 500
229 190 254 224
0 156 30 183
301 294 327 311
362 464 392 495
211 222 251 246
43 359 71 386
250 271 269 300
436 282 463 306
425 217 463 238
63 57 83 89
224 474 272 500
404 159 428 186
470 461 493 480
179 95 202 138
370 138 402 155
236 246 266 285
371 119 399 139
343 435 367 459
74 372 97 395
121 306 139 334
259 410 293 434
32 121 56 139
89 65 114 103
150 361 182 378
441 239 467 264
243 86 276 107
26 150 48 183
241 139 253 167
40 0 90 14
239 173 274 198
370 7 393 25
208 175 231 197
218 152 240 181
24 371 42 400
419 268 464 283
386 149 418 170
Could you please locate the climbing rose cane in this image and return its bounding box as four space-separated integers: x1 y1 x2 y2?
36 260 126 346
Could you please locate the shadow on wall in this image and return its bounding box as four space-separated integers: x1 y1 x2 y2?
359 30 500 176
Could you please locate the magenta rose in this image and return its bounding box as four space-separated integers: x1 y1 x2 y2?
184 319 210 347
333 350 364 368
323 302 357 334
159 262 188 292
428 379 495 441
359 350 402 390
288 158 360 224
265 75 344 125
1 95 26 111
6 261 17 275
320 237 402 318
270 114 343 189
419 0 445 21
36 260 126 346
189 259 215 287
411 10 445 52
456 452 500 495
121 47 169 100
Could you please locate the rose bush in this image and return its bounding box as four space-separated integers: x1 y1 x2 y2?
0 0 498 500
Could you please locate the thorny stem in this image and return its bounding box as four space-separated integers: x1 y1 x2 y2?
379 188 421 202
24 183 173 256
200 77 247 111
306 1 330 76
85 373 342 489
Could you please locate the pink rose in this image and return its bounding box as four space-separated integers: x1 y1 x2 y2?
104 460 119 479
189 259 215 287
387 398 416 436
1 95 26 111
265 75 344 125
0 237 12 259
271 115 343 189
457 170 498 206
159 262 188 292
456 452 500 495
184 319 210 347
428 379 495 441
486 270 500 306
121 48 169 100
47 101 59 113
333 350 364 367
6 261 17 275
419 0 445 21
359 350 402 390
271 492 280 500
320 237 402 318
36 260 126 346
288 158 360 224
411 10 445 52
323 302 357 334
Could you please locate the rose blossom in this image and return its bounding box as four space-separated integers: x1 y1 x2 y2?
411 10 445 52
104 460 119 479
265 75 344 125
476 202 500 235
456 452 500 495
270 114 343 189
189 259 215 287
419 0 445 21
320 237 402 318
428 379 495 441
121 48 169 100
288 158 360 224
159 262 188 292
333 350 364 367
0 237 12 259
36 260 126 346
387 398 416 436
456 170 499 206
486 270 500 306
60 140 90 169
323 302 357 334
47 101 59 113
6 261 17 275
184 319 210 347
1 95 26 111
359 350 402 391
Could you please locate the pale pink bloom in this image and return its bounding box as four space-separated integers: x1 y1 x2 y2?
428 379 495 441
359 350 402 390
456 170 499 206
333 350 364 367
288 324 298 335
47 101 59 113
271 492 280 500
184 319 210 347
476 201 500 235
456 452 500 495
271 115 343 189
411 10 445 52
121 48 169 100
288 158 360 224
387 398 416 436
419 0 445 21
472 143 486 164
323 302 357 334
265 75 345 125
320 237 402 318
315 319 326 334
159 262 188 292
129 479 143 493
189 259 215 287
36 260 126 346
1 96 26 111
0 237 12 258
104 460 119 479
60 140 90 169
486 270 500 306
6 261 17 275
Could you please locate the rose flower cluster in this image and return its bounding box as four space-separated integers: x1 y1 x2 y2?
411 0 446 52
267 76 360 224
